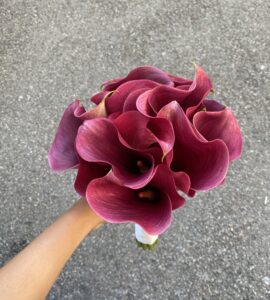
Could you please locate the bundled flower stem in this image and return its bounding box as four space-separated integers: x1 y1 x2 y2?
135 224 159 250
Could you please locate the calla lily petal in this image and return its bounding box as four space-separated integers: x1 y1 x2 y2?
186 99 226 120
150 164 185 210
180 64 213 112
113 111 157 150
168 74 193 87
158 101 229 190
74 159 110 196
76 118 155 188
172 171 191 195
148 85 190 114
91 91 108 105
87 173 171 235
105 80 159 115
147 117 175 157
48 97 108 171
102 65 174 91
75 96 107 121
123 88 149 112
193 108 243 161
113 111 174 157
136 90 156 116
48 100 83 171
188 189 196 197
203 99 226 111
86 164 183 235
137 65 212 117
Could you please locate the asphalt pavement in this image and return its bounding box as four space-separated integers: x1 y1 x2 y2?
0 1 270 299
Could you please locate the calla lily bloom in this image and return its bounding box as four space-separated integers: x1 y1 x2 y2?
86 164 185 235
113 110 175 157
48 95 108 171
76 118 155 189
75 111 175 189
92 79 159 115
101 65 174 91
74 158 110 196
137 65 212 117
105 80 159 115
92 65 212 119
91 64 176 113
158 101 229 191
193 100 243 161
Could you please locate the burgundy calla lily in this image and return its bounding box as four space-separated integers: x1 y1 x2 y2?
48 96 108 171
48 100 84 171
105 80 159 115
193 100 243 161
137 65 212 117
75 117 158 189
113 110 175 157
86 164 185 235
92 65 212 121
158 101 229 191
74 158 111 196
101 65 174 91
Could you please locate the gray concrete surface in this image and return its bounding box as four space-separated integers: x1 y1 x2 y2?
0 0 270 299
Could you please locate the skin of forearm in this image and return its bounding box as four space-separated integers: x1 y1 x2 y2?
0 198 103 300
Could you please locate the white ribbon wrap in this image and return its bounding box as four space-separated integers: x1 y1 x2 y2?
135 224 158 245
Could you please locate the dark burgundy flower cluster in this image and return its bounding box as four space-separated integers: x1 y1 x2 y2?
48 65 242 235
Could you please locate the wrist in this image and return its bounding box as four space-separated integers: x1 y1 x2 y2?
68 198 104 233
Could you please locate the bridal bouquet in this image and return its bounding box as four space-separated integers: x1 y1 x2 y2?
48 65 242 249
